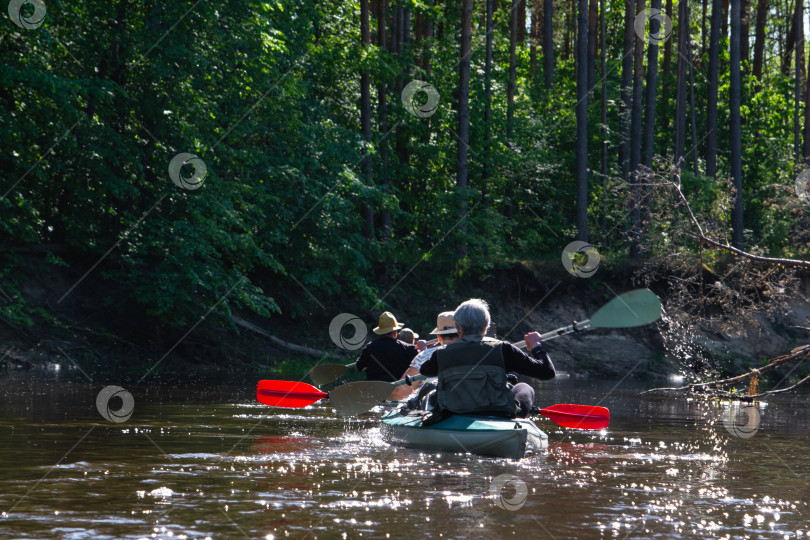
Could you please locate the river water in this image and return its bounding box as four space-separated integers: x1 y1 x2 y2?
1 374 809 539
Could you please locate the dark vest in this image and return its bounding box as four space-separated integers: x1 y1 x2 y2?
435 335 517 416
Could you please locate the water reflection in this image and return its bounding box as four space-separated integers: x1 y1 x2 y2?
0 376 808 538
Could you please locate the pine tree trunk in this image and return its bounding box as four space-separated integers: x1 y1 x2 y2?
457 0 473 257
706 0 721 177
721 0 729 36
752 0 767 82
484 0 494 186
795 0 803 159
576 0 590 241
544 0 555 87
378 0 391 238
730 0 744 249
660 0 674 136
600 0 608 244
642 0 663 168
674 0 689 166
620 0 635 176
804 32 810 162
518 0 527 41
508 0 518 140
630 0 644 172
687 20 699 174
530 0 541 78
360 0 375 239
783 0 797 75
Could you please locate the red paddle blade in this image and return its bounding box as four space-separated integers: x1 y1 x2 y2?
257 380 329 408
537 404 610 430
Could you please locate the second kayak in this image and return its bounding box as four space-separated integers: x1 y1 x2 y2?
380 409 548 459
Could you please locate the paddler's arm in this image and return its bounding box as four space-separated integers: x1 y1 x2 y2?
502 332 555 380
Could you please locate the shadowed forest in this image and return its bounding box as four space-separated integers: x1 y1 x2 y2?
2 0 810 384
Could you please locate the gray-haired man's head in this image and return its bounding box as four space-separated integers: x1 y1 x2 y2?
453 298 490 336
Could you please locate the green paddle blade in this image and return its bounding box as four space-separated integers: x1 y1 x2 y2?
329 380 395 416
309 363 353 386
588 289 662 328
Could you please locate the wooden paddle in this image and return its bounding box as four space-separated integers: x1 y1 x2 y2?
257 378 610 429
308 338 439 385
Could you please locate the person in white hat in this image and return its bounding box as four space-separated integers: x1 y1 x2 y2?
355 311 419 382
389 311 459 401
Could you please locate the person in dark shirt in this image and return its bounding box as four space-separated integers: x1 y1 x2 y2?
419 299 555 418
355 311 419 382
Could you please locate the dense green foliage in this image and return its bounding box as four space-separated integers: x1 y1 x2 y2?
0 0 807 333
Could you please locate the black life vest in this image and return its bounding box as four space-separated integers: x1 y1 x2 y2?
435 335 516 416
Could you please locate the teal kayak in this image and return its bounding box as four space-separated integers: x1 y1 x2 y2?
380 410 549 459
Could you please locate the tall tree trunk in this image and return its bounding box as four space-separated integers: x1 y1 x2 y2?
544 0 555 87
620 0 635 176
660 0 675 136
377 0 391 237
730 0 744 249
795 0 803 159
707 0 721 177
721 0 729 37
588 0 598 92
752 0 767 82
484 0 494 189
506 0 519 219
518 0 527 41
642 0 663 168
688 23 699 174
508 0 518 141
629 0 644 258
456 0 473 257
630 0 644 172
804 32 810 162
360 0 374 239
576 0 590 241
600 0 608 245
530 0 541 78
783 0 798 75
395 3 410 212
674 0 689 166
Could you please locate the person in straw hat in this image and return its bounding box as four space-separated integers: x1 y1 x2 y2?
389 311 459 401
355 311 419 382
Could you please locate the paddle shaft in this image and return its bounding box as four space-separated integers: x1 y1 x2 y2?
512 320 590 349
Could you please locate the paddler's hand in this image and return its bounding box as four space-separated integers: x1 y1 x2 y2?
416 339 427 352
524 332 543 350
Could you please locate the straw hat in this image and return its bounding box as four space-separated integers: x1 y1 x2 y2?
373 311 405 335
430 311 457 335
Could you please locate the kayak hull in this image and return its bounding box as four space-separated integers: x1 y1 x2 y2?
380 410 548 459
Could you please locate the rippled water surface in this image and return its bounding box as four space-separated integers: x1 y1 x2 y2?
1 376 809 539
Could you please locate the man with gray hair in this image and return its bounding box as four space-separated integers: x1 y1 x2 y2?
418 298 554 418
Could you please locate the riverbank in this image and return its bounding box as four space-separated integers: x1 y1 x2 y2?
2 257 808 384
